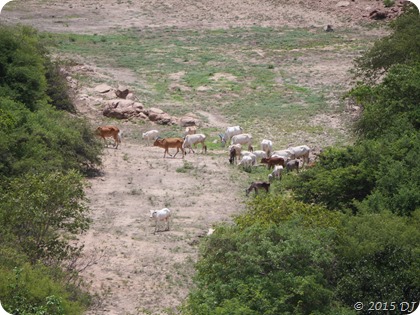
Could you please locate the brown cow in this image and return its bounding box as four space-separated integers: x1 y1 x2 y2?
95 125 122 149
261 156 285 169
153 137 185 158
245 181 270 197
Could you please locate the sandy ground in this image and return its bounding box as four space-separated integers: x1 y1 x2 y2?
1 1 392 314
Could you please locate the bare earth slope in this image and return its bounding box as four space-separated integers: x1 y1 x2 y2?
82 139 243 315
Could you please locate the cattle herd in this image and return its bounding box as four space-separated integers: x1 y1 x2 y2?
96 124 314 232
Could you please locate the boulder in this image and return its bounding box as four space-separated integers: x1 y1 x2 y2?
336 1 350 7
115 89 130 99
103 99 144 119
94 84 112 93
179 113 201 127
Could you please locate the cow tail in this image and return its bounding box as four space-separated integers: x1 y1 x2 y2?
118 130 123 144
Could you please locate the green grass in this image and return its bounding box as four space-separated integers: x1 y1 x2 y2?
45 26 374 146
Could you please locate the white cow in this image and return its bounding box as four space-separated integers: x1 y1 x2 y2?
288 145 311 165
231 134 253 152
183 126 197 136
182 134 207 154
219 126 243 146
142 129 159 146
261 139 273 156
271 149 294 160
240 151 257 166
268 165 283 181
251 150 267 163
238 155 253 170
149 208 171 234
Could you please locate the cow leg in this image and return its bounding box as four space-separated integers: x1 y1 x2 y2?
173 148 179 158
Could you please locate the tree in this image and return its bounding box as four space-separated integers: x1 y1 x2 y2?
0 171 90 265
354 5 420 81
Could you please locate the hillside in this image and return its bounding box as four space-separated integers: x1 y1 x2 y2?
1 1 394 314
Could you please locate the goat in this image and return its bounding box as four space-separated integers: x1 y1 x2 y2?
268 165 283 182
149 208 171 233
95 125 122 149
231 134 253 152
219 126 243 146
142 129 159 146
261 139 273 156
286 159 300 173
182 134 207 154
153 137 185 158
183 126 197 136
261 156 285 169
245 181 270 197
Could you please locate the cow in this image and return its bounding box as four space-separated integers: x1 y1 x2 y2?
95 125 122 149
153 138 185 158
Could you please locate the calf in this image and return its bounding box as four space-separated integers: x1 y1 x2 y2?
228 144 242 165
268 165 283 181
261 156 285 169
149 208 171 234
286 159 300 173
184 126 197 136
245 181 270 197
153 137 185 158
142 129 159 146
238 155 253 170
95 125 122 149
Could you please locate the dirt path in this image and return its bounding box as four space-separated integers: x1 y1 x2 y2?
80 131 246 314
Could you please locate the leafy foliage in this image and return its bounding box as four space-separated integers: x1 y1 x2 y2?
334 211 420 312
0 171 90 264
0 24 99 314
354 5 420 80
0 25 48 111
183 223 340 315
184 8 420 315
0 264 86 315
351 62 420 139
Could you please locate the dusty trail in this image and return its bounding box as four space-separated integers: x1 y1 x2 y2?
80 137 245 314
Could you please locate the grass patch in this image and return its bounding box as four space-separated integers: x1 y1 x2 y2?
45 26 374 146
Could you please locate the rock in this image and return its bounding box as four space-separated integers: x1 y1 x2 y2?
94 84 112 93
196 85 211 92
155 113 174 125
336 1 350 7
115 89 130 99
179 113 201 127
324 25 334 32
103 99 144 119
369 9 388 19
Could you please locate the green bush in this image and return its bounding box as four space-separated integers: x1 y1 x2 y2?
334 211 420 313
0 171 90 265
183 223 341 315
354 5 420 80
0 263 86 315
0 25 48 111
